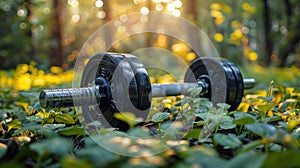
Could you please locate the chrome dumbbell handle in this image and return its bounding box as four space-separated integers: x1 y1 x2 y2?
151 78 255 97
39 87 99 108
39 77 112 109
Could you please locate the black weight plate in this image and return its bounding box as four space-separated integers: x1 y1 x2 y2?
123 54 152 112
184 57 238 111
80 52 140 131
219 60 239 111
223 60 244 110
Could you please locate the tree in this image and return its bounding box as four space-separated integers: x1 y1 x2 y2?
103 0 113 50
278 0 300 67
25 0 36 62
49 0 64 66
0 0 35 69
262 0 272 66
260 0 300 67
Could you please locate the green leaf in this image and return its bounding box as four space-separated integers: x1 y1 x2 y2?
233 116 255 125
257 103 276 114
240 139 263 153
76 146 118 167
7 119 22 131
32 102 42 112
224 152 267 168
233 112 255 125
114 112 142 128
127 127 151 138
61 155 92 168
183 129 201 139
43 124 65 130
219 116 236 129
0 142 7 158
36 111 50 118
83 135 133 157
263 151 300 168
177 149 227 168
257 96 274 102
245 123 277 139
189 87 203 97
217 103 231 111
213 133 242 149
151 112 170 123
194 98 213 113
0 110 6 121
55 113 75 124
43 117 55 124
30 137 73 157
13 122 44 135
264 116 281 123
195 113 208 120
57 125 85 136
199 108 222 142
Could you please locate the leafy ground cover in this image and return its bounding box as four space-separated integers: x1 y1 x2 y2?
0 64 300 168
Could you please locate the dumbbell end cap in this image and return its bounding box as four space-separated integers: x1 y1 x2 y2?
243 78 255 89
39 90 47 108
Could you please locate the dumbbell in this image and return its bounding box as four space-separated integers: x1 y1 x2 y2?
39 52 255 130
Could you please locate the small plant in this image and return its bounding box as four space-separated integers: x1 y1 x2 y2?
1 66 300 168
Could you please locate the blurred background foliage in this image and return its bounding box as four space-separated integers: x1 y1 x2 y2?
0 0 300 89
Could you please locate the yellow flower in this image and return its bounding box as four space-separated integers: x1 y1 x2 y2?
33 77 46 87
210 3 222 10
186 52 196 62
222 4 232 13
14 73 32 90
214 16 225 25
172 43 189 57
242 3 251 11
50 66 63 74
231 20 241 28
210 10 222 18
214 33 224 43
232 29 243 39
247 52 258 61
16 64 29 74
149 76 156 84
158 74 176 84
242 2 256 14
229 29 244 45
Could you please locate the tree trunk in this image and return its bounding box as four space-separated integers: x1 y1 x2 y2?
183 0 203 58
278 32 300 67
183 0 197 22
262 0 272 66
278 0 295 67
146 0 154 48
25 0 36 62
49 0 64 67
102 0 113 50
283 0 292 29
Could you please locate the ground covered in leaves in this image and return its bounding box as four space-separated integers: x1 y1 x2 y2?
1 64 300 168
